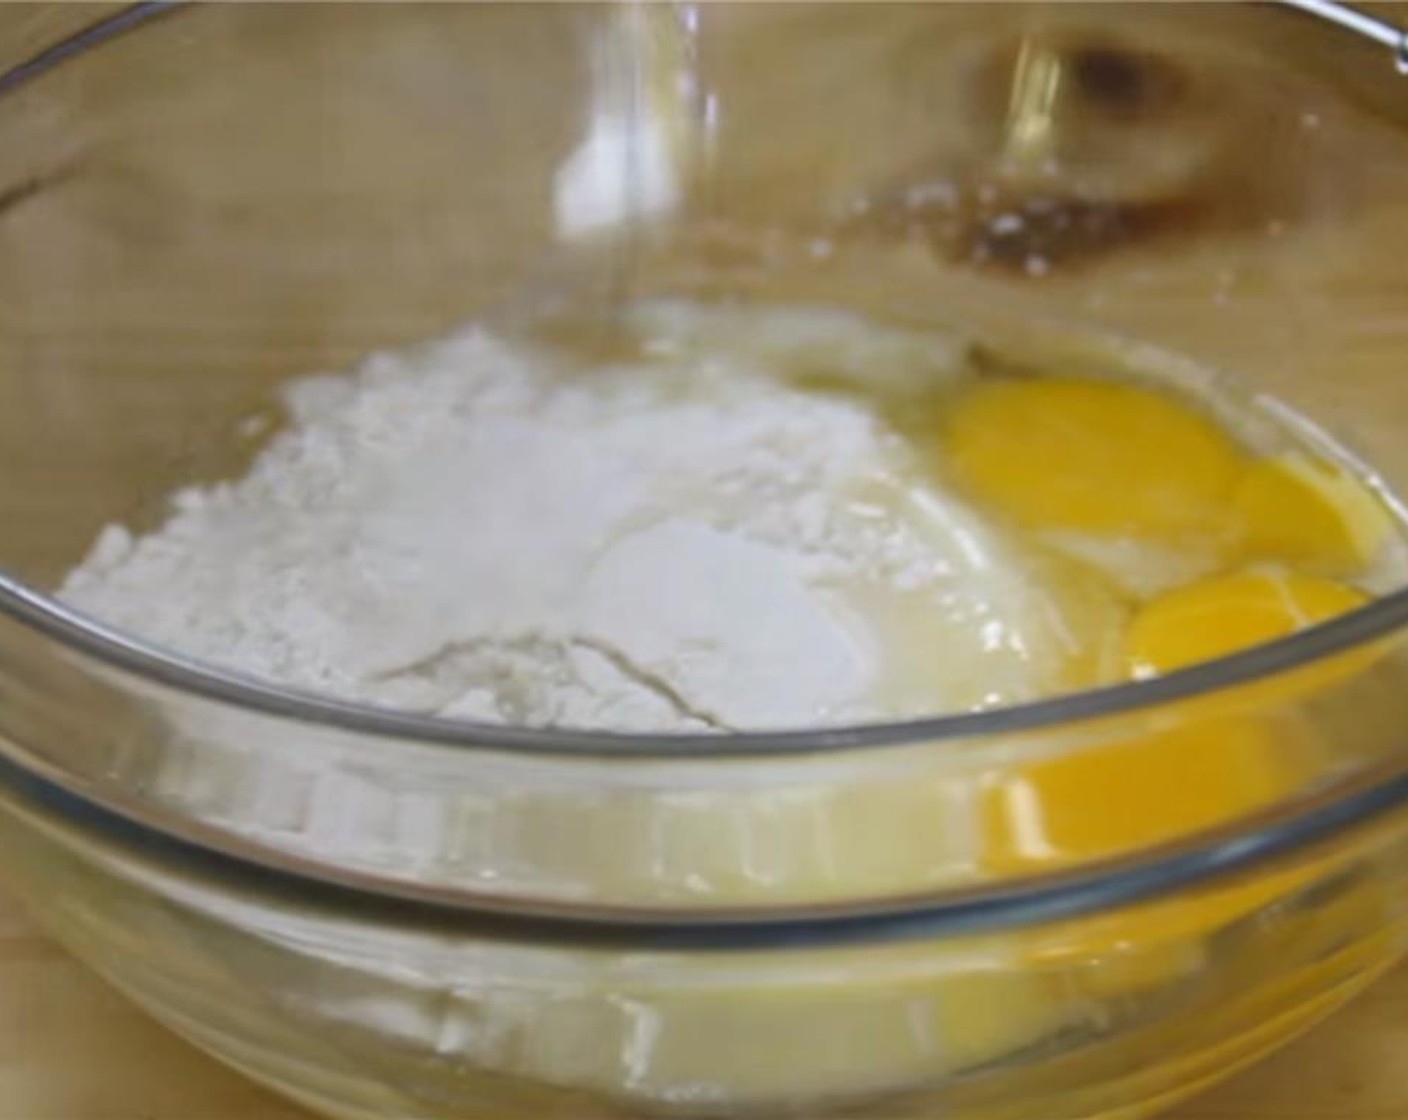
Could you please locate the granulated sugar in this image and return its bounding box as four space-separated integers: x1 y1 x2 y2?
61 303 1081 731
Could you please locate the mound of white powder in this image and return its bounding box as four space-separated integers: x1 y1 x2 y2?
61 303 1077 731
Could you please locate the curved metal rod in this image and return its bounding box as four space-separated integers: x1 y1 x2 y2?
1274 0 1408 71
0 2 183 100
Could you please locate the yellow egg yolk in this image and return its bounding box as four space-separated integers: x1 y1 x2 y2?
944 376 1246 544
985 572 1364 878
983 720 1298 874
941 370 1392 999
1123 568 1369 681
983 570 1368 995
1232 454 1392 575
982 714 1316 992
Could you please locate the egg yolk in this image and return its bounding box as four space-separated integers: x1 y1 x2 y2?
983 720 1297 874
944 376 1246 544
1232 454 1392 575
1123 568 1368 681
985 575 1365 878
982 715 1315 993
984 569 1372 994
943 369 1392 1002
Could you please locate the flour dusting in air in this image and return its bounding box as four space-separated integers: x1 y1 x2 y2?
61 303 1078 731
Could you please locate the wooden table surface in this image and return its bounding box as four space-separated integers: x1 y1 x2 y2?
0 5 1406 1120
2 882 1405 1120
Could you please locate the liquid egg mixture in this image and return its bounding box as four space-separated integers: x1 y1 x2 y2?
61 299 1405 735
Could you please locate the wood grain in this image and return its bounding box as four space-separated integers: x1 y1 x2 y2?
0 5 1405 1120
0 878 1402 1120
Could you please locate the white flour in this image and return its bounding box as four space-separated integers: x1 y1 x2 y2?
61 302 1078 731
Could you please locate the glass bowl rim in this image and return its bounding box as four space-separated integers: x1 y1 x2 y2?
4 0 1408 941
4 0 1403 760
11 570 1408 758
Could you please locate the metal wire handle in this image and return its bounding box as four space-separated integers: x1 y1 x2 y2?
1276 0 1408 71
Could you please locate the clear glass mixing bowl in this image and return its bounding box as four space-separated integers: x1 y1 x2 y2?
5 3 1408 1118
